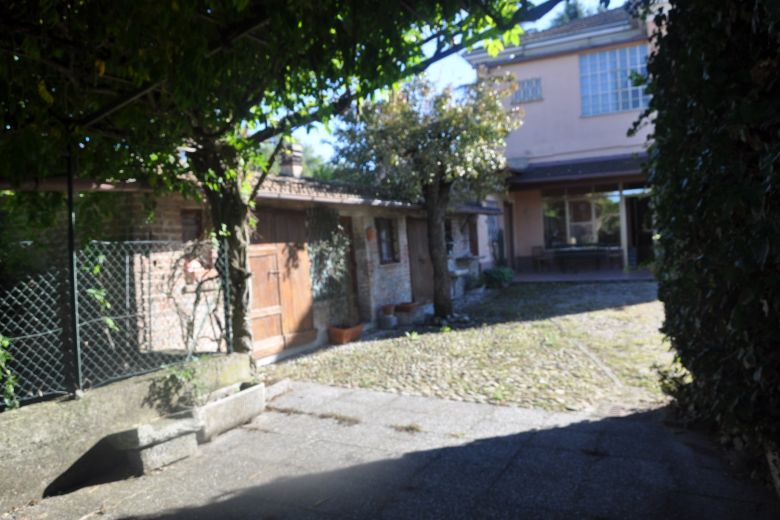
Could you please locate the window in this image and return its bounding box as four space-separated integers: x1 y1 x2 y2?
181 210 204 242
579 45 650 116
512 77 543 104
375 218 399 264
542 187 623 248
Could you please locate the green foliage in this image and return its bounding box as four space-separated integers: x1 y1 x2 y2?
302 145 336 181
464 273 483 291
551 0 594 27
483 267 514 288
2 0 543 190
332 76 522 205
636 0 780 452
0 335 19 410
145 358 207 412
306 207 351 301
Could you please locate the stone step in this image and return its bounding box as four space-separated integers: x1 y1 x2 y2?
132 432 199 473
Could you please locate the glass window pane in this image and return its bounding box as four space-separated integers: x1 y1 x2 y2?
543 198 567 248
569 223 594 245
569 200 592 222
579 44 649 115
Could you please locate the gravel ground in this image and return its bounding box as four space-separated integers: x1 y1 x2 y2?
261 282 672 414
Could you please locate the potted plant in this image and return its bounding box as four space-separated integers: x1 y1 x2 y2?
396 301 419 313
328 323 364 345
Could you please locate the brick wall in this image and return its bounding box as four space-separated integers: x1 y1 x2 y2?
116 193 209 241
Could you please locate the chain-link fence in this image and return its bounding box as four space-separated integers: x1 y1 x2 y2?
0 240 231 404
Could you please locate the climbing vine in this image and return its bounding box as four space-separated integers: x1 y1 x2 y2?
306 207 351 301
0 335 19 410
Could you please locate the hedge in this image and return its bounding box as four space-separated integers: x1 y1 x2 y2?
639 0 780 454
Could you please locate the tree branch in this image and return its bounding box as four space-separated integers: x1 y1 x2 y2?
247 138 286 202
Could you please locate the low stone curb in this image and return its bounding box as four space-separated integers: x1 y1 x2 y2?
194 383 266 443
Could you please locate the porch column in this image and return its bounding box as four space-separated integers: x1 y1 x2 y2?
619 182 628 268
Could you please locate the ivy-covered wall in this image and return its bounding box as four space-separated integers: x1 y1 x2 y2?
641 0 780 454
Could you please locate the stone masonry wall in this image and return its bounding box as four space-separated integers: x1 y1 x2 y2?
349 210 413 323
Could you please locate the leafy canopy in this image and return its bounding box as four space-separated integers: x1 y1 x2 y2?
332 76 523 204
1 0 560 189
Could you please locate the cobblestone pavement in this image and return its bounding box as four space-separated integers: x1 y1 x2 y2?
263 282 671 414
7 381 778 519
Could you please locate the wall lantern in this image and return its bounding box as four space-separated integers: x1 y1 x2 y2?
366 226 376 241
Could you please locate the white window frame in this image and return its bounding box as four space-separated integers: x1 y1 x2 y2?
579 44 650 116
512 77 543 104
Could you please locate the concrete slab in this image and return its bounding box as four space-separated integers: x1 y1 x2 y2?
9 381 779 520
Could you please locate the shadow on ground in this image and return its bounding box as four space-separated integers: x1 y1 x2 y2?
124 408 778 520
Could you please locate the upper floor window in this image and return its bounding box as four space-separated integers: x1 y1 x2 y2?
512 77 543 104
579 45 650 116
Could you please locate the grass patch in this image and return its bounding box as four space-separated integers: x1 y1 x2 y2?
317 412 361 426
267 406 360 426
391 423 423 434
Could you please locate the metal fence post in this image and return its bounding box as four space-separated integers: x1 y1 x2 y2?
221 236 233 354
66 137 83 391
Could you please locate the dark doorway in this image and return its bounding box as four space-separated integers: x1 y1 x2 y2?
503 202 515 268
626 196 653 267
406 218 434 303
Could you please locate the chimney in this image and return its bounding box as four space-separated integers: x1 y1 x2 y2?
279 143 304 178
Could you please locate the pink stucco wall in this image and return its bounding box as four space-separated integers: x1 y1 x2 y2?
511 190 544 257
494 41 652 165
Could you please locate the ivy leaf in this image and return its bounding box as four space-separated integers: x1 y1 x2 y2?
37 80 54 105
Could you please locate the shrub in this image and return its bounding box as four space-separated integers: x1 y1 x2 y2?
483 267 513 288
637 0 780 455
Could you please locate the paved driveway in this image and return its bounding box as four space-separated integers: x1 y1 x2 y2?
8 382 778 519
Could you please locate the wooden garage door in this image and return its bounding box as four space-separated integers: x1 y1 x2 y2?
249 209 316 359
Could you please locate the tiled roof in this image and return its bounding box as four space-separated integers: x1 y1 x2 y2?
464 6 641 66
520 7 635 45
255 175 504 215
508 154 646 186
254 175 418 208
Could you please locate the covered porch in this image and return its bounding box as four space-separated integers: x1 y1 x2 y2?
505 154 653 274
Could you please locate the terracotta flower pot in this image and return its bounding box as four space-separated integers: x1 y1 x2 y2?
381 304 396 316
396 302 419 313
328 323 364 345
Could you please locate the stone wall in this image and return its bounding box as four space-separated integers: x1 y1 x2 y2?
0 354 251 513
349 210 413 323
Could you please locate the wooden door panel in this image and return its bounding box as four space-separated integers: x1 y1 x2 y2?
407 218 434 303
250 314 283 341
248 244 284 357
249 210 316 358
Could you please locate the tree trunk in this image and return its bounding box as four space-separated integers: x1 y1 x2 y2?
190 139 253 354
424 181 452 318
